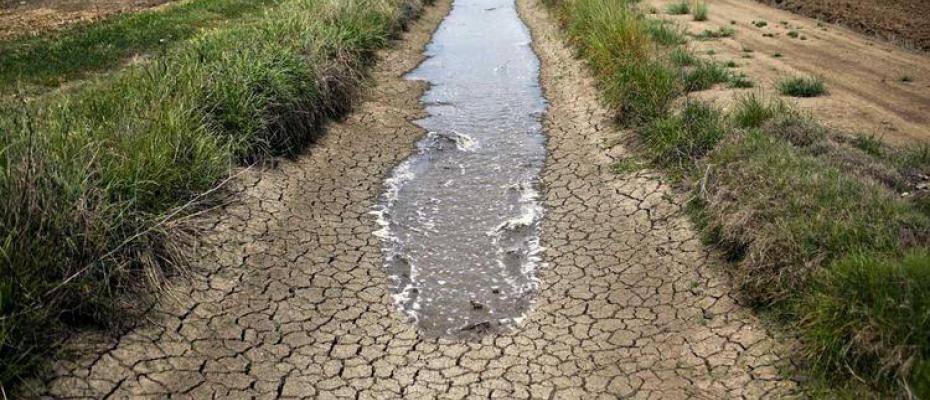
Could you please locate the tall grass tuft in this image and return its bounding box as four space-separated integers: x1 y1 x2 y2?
561 0 682 125
692 1 708 21
666 1 690 15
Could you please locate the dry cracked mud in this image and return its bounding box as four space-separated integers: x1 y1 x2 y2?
29 0 802 398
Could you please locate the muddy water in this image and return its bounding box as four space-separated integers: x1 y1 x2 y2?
373 0 547 339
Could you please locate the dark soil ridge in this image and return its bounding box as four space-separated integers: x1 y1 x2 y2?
758 0 930 52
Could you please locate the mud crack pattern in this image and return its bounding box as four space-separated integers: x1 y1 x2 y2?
31 0 801 398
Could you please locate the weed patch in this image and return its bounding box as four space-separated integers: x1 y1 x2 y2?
778 76 827 97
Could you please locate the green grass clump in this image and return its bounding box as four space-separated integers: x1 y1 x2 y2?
644 102 726 172
753 20 768 28
778 76 827 97
666 1 690 15
692 2 708 21
683 60 730 91
0 0 275 93
732 93 786 128
695 26 735 40
0 0 428 388
610 157 644 174
852 133 884 156
801 251 930 398
728 73 753 88
646 19 687 45
670 47 698 66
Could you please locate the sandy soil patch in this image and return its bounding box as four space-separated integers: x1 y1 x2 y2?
646 0 930 145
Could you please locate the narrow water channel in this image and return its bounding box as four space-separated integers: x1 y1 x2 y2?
374 0 546 339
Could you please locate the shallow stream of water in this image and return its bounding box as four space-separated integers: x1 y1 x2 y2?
374 0 547 338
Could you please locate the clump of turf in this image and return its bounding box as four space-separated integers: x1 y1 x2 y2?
644 102 726 173
666 1 689 15
683 60 730 91
802 251 930 398
778 76 827 97
695 26 735 40
669 47 698 66
692 2 708 21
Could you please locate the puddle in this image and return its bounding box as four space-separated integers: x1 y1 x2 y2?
373 0 546 339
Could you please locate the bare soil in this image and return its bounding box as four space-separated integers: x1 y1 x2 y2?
0 0 174 39
758 0 930 52
647 0 930 145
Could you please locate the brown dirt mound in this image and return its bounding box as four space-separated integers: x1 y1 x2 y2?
0 0 173 39
759 0 930 52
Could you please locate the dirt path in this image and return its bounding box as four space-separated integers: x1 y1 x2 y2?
0 0 174 39
30 0 799 398
646 0 930 145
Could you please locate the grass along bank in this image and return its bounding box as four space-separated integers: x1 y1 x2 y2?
0 0 430 390
0 0 275 94
544 0 930 397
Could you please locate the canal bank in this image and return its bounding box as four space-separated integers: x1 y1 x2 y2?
30 0 799 397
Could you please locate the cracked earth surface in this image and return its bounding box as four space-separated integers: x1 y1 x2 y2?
32 0 801 398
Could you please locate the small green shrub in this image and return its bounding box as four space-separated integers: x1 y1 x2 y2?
778 76 827 97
